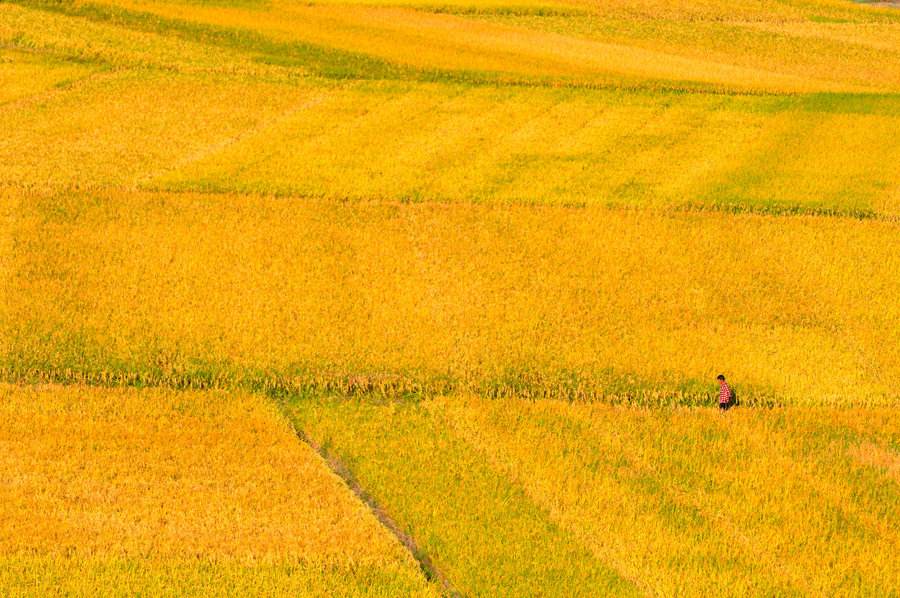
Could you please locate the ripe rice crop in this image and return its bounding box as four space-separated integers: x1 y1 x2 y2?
5 1 900 214
286 396 639 597
74 0 900 93
3 0 900 593
479 11 900 92
0 384 435 596
0 2 313 81
0 556 432 597
5 190 898 406
287 394 900 596
4 73 900 215
154 81 900 216
0 69 322 190
437 395 900 596
0 49 94 105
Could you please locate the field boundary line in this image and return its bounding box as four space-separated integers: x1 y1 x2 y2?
278 407 465 598
102 184 899 224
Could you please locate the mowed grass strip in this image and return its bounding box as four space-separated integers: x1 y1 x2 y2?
285 396 639 597
5 190 899 405
0 384 436 596
287 395 900 596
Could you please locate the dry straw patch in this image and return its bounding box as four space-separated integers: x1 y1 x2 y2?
849 442 900 483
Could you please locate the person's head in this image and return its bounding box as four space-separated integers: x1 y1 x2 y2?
717 374 726 383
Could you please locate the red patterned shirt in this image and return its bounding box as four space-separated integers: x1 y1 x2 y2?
719 382 733 404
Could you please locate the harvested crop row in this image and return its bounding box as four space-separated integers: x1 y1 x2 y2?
286 395 900 596
5 190 899 405
0 384 435 596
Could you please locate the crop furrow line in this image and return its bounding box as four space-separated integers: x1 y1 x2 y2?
281 415 465 598
28 183 895 223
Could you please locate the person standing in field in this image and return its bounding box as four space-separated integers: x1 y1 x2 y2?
717 374 733 411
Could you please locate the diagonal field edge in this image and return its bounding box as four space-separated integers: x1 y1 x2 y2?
278 407 466 598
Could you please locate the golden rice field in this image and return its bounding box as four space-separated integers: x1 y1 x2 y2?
2 0 900 593
287 395 900 596
5 190 900 405
0 385 435 596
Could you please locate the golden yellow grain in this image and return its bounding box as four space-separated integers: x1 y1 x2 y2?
0 189 13 362
0 386 436 595
0 70 321 189
7 191 899 405
96 0 873 93
155 82 900 215
434 395 900 595
290 395 900 595
0 2 303 78
0 384 415 563
0 49 94 105
482 11 900 92
0 555 435 597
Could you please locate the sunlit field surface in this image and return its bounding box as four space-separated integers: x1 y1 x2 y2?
3 0 900 215
3 0 900 594
0 384 435 596
287 395 900 596
5 191 899 406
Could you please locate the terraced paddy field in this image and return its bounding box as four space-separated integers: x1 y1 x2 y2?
2 0 899 594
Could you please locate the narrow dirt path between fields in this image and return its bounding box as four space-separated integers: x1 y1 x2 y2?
283 415 464 598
